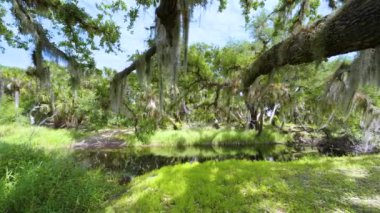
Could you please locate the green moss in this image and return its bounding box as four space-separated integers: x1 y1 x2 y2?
106 155 380 212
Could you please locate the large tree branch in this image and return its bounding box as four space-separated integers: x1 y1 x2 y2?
113 0 179 81
111 0 179 83
111 45 157 82
243 0 380 89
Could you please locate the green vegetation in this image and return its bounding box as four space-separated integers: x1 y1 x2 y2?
123 127 291 147
0 111 116 212
1 0 380 212
0 105 118 212
0 143 120 212
128 144 290 158
0 123 86 149
1 124 379 212
106 155 380 212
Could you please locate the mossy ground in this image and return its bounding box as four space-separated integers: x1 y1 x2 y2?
106 155 380 212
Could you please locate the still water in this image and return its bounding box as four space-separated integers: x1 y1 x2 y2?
74 144 318 176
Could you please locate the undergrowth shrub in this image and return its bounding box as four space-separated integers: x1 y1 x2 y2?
0 99 28 125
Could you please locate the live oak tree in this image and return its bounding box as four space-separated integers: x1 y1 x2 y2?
240 0 380 141
242 0 380 90
2 0 373 105
108 0 380 131
1 0 380 142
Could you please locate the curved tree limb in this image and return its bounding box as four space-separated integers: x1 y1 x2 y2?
112 45 157 83
109 45 156 113
242 0 380 90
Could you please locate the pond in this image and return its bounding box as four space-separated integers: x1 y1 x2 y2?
74 143 319 177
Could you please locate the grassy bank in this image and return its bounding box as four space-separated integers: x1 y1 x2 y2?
0 123 292 149
123 126 292 147
128 144 290 158
106 155 380 212
0 124 120 212
0 123 87 149
0 144 121 212
1 123 379 212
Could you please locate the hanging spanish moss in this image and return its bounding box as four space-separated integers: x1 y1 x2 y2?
155 0 181 89
136 55 150 89
30 44 47 88
110 0 208 114
361 105 380 152
12 0 81 89
110 78 127 114
155 0 193 113
326 47 380 148
326 47 380 111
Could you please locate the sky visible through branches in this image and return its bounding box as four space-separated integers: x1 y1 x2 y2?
0 0 332 71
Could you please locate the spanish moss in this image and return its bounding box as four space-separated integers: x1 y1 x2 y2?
326 47 380 148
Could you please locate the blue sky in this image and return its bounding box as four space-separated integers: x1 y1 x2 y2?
0 0 332 71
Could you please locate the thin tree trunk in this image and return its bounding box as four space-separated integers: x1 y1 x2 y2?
269 103 279 124
14 89 20 109
0 77 3 103
246 101 260 130
243 0 380 89
258 109 264 136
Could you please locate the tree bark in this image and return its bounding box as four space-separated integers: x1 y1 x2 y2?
242 0 380 89
156 0 180 45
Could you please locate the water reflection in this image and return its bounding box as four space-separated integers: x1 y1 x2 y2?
74 144 318 176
